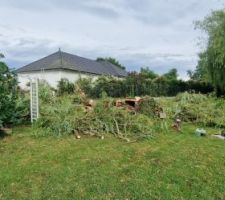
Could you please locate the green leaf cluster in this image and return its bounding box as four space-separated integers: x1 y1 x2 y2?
196 10 225 95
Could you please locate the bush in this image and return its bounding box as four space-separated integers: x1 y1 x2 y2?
39 81 55 103
0 60 17 127
0 64 30 127
75 78 93 96
57 78 75 96
13 91 30 125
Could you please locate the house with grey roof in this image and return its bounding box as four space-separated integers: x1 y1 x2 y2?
17 50 127 88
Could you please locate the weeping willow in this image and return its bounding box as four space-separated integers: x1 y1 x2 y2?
196 10 225 95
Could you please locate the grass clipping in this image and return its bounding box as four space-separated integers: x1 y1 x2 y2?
33 95 156 140
158 92 225 127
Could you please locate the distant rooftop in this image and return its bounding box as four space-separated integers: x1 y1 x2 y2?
16 50 127 77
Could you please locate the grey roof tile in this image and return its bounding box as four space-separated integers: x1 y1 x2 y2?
16 50 127 77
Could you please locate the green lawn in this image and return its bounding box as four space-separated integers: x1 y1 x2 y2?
0 125 225 200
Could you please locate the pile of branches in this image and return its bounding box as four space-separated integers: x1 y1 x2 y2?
169 92 225 127
33 94 156 140
138 97 162 118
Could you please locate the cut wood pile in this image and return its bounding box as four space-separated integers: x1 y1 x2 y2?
33 93 161 140
114 96 162 117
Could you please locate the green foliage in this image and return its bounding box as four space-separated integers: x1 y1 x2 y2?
96 57 126 70
188 52 209 81
161 92 225 127
76 73 213 98
57 78 75 95
175 92 207 103
13 91 30 125
91 76 127 97
140 67 158 79
139 97 160 118
34 95 156 140
0 55 17 127
34 96 77 136
196 10 225 95
163 68 178 81
39 80 55 103
0 53 30 127
0 54 30 128
75 77 93 96
34 90 225 140
35 85 225 141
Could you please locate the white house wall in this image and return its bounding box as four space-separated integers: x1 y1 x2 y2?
18 69 99 89
60 70 99 83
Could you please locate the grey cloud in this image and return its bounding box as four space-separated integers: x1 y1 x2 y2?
118 0 189 25
0 0 224 79
2 37 60 67
54 0 119 19
1 0 51 11
120 0 222 26
83 5 119 19
1 0 119 19
1 0 222 24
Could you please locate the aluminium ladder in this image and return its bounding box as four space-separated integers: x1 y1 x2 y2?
30 79 39 122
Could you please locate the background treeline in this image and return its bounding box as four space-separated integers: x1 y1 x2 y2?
57 68 214 98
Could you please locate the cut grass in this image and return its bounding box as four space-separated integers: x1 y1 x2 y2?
0 125 225 200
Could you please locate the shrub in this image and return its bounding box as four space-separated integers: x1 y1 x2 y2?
39 81 55 103
13 91 30 125
75 78 93 97
57 78 75 96
0 60 17 127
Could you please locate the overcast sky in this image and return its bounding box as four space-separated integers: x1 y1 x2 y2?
0 0 224 79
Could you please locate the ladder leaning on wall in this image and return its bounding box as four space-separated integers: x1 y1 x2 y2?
30 78 39 122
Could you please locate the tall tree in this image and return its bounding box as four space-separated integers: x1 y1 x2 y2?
196 10 225 95
96 57 126 70
163 68 178 81
140 67 158 79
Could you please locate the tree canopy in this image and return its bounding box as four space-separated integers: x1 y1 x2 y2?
140 67 158 79
96 57 126 70
196 10 225 95
187 52 209 81
163 68 178 81
0 54 18 128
